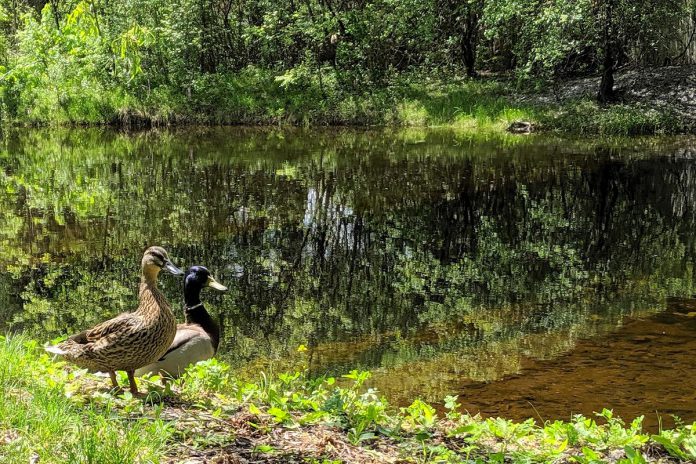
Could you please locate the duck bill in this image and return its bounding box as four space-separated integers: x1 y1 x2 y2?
206 275 228 292
163 261 184 276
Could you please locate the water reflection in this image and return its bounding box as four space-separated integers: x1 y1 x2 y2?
1 128 696 424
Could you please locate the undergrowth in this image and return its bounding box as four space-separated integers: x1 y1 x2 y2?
1 334 695 463
539 99 685 136
6 67 686 136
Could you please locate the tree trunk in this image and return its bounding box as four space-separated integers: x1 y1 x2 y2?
460 2 482 78
463 46 477 77
597 48 615 102
597 0 615 103
462 28 478 77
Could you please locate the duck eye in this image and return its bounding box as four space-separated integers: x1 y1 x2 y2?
150 252 166 265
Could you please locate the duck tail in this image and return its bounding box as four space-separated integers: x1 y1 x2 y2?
45 345 67 356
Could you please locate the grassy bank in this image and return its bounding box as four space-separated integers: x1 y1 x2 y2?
2 0 693 136
1 335 695 463
4 64 690 136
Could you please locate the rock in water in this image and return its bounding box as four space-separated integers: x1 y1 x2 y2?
507 121 535 134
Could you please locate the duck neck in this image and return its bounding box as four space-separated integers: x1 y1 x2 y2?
184 287 220 352
141 264 161 286
138 269 169 318
184 285 202 308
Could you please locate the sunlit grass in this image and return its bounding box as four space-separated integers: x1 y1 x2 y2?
392 79 539 131
2 333 695 463
4 65 686 135
0 335 170 464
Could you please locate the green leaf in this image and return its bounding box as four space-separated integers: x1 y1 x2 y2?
651 435 688 460
253 444 275 454
447 424 476 437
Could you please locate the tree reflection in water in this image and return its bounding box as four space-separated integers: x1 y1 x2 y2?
1 129 695 419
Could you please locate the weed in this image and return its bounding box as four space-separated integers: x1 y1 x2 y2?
2 334 695 463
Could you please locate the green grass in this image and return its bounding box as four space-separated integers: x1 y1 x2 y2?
0 336 171 463
539 99 685 136
6 64 688 135
392 79 539 131
1 334 695 463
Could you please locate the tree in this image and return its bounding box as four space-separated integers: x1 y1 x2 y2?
483 0 690 100
595 0 691 102
597 0 616 102
436 0 484 77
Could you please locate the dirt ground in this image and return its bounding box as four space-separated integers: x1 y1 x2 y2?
521 65 696 129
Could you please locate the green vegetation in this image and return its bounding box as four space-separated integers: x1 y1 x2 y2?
0 335 170 463
2 129 696 410
2 334 695 463
2 129 696 457
0 0 693 132
539 100 686 136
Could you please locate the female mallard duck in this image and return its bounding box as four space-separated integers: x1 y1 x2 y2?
45 246 184 394
136 266 227 378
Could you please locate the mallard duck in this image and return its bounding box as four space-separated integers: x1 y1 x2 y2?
45 246 184 394
136 266 227 378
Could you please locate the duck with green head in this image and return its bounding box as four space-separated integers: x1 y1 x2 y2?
45 246 184 394
136 265 228 378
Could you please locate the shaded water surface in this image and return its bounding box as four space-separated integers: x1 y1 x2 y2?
1 128 696 429
455 310 696 431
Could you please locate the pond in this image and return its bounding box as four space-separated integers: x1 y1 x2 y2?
1 128 695 430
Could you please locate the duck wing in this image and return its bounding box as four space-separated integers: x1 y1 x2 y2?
158 326 205 360
135 325 214 377
84 313 139 343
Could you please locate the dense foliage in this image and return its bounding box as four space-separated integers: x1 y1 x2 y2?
0 0 693 125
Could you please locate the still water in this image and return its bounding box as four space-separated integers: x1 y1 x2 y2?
1 128 695 429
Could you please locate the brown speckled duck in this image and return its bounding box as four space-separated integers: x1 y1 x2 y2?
136 266 227 378
45 246 184 394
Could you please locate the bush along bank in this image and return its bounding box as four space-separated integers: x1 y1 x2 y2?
1 334 695 463
2 0 695 136
3 63 691 136
3 66 690 137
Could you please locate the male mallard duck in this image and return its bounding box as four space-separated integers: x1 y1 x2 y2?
45 246 184 394
136 266 227 378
